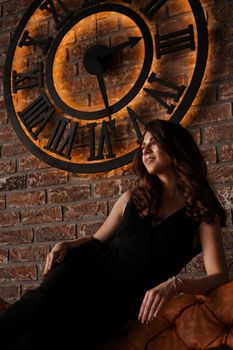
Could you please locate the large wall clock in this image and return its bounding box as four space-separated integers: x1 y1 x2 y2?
4 0 208 173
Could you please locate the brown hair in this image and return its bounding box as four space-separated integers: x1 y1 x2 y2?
131 119 226 226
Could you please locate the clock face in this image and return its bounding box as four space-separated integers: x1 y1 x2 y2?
4 0 208 173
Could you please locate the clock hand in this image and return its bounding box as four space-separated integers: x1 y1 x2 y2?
94 58 111 118
99 36 142 60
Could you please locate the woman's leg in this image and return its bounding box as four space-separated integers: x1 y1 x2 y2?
0 244 97 349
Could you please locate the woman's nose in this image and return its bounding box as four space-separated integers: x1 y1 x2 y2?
142 144 151 154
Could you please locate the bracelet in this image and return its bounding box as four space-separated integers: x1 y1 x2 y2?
169 276 184 298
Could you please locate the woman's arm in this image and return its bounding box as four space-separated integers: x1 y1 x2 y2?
138 217 230 323
67 190 131 247
176 217 230 295
43 191 131 275
93 190 131 242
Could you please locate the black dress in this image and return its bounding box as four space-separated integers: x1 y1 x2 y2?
0 198 201 350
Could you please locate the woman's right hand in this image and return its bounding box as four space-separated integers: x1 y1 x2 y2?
43 241 68 276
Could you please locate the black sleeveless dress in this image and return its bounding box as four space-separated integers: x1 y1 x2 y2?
0 198 201 350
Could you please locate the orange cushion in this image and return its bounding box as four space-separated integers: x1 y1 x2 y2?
99 280 233 349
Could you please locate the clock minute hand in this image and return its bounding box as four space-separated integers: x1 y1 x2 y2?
94 58 111 117
99 36 142 59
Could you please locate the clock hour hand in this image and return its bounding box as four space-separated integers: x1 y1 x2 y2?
99 36 142 60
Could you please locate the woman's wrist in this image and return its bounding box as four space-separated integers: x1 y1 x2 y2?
168 276 184 298
67 235 94 250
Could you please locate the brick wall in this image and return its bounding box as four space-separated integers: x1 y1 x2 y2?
0 0 233 303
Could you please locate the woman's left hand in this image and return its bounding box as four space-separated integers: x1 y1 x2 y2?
138 278 176 324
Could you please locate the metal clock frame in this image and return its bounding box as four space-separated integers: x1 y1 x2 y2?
4 0 208 173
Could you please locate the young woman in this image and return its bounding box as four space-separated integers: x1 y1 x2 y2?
0 119 229 350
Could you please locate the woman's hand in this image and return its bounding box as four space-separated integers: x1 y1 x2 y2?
138 278 176 324
43 242 68 276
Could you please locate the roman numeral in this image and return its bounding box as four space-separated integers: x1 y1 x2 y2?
144 72 185 114
155 24 195 59
44 118 77 159
18 30 52 55
17 92 55 140
12 63 43 93
127 107 145 143
87 120 115 161
141 0 168 21
40 0 73 30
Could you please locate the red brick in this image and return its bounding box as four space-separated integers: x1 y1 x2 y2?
48 185 90 203
0 194 5 209
187 128 201 145
209 165 233 184
219 81 233 101
97 12 119 36
18 155 50 172
120 15 137 30
189 103 232 126
0 175 27 191
2 14 22 31
3 2 25 15
200 146 217 165
20 0 33 8
222 230 233 249
8 191 45 208
35 224 76 242
21 282 40 296
225 208 233 227
10 245 49 263
0 109 7 125
186 253 205 273
168 0 191 16
80 75 98 92
207 60 233 82
0 159 16 175
0 285 20 303
0 266 37 282
0 228 33 245
1 142 28 157
204 123 233 144
225 249 233 272
216 186 233 209
220 144 233 162
0 125 18 143
93 180 120 198
217 22 233 41
119 177 138 194
69 172 104 184
211 4 233 22
0 32 10 48
37 263 46 281
22 207 62 225
64 201 107 221
194 85 217 106
28 170 67 188
79 221 104 236
0 211 19 227
0 248 8 263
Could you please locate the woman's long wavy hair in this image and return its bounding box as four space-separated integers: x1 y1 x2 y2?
131 119 226 226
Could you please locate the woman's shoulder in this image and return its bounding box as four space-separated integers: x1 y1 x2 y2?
120 191 131 202
117 191 132 213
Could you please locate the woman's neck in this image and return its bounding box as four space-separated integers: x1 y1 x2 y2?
157 173 185 209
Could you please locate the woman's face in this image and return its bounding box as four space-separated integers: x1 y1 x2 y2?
141 132 173 175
